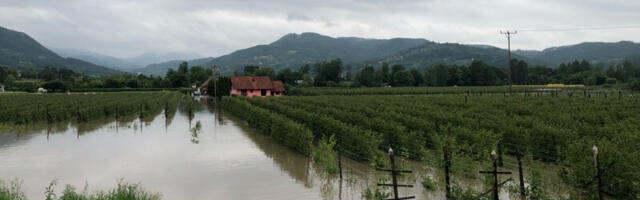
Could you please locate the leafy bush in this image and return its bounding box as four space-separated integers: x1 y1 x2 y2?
312 135 338 174
0 179 26 200
421 175 438 191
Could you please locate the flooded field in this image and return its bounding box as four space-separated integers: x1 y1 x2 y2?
0 99 560 199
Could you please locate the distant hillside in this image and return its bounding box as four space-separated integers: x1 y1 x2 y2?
0 26 119 75
123 52 203 67
136 33 430 76
52 48 141 71
199 33 431 74
514 41 640 65
134 57 215 76
359 42 534 69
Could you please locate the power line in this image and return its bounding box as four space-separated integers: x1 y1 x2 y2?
517 25 640 32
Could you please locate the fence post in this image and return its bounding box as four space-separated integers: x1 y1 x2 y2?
492 151 499 200
593 145 603 200
444 138 451 199
376 147 414 200
498 142 504 167
516 149 525 198
390 149 400 199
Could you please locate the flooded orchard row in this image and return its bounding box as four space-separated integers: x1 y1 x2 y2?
0 99 553 199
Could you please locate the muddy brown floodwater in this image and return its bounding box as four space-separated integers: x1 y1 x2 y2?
0 100 562 199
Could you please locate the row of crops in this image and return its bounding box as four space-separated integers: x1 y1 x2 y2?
293 86 622 96
226 94 639 199
0 92 181 125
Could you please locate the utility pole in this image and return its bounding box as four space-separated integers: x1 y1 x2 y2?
212 66 217 99
500 30 517 95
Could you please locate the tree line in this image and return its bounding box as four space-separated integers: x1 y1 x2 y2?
3 58 640 92
234 58 640 90
0 61 213 92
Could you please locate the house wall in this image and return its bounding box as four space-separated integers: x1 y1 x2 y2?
230 88 273 97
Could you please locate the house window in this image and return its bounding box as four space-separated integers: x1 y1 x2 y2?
261 89 267 96
241 90 247 96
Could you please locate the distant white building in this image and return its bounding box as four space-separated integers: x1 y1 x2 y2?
37 88 47 93
0 84 4 92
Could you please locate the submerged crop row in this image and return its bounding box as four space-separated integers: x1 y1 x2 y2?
292 85 603 96
236 94 640 199
0 92 181 125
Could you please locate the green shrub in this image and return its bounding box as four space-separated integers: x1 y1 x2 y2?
312 135 338 174
0 179 26 200
421 175 438 191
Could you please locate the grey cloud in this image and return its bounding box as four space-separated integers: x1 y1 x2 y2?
287 11 311 22
0 0 638 58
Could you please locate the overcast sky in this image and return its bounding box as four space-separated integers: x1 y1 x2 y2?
1 0 639 58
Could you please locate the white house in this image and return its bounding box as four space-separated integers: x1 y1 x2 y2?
0 84 4 92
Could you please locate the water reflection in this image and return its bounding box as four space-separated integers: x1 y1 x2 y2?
0 99 537 200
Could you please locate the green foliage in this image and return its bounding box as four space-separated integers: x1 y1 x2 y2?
312 135 338 174
450 184 485 200
43 81 68 92
221 97 313 155
0 179 26 200
421 175 438 191
240 93 640 198
190 121 201 144
0 92 180 125
314 59 343 86
392 70 414 86
628 79 640 90
54 180 160 200
362 178 390 200
526 169 550 200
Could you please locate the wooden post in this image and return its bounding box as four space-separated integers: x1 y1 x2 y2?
492 151 499 200
444 141 451 199
376 147 414 200
516 149 525 198
619 90 622 99
338 150 343 200
390 148 400 200
139 104 143 118
338 150 343 180
497 142 504 167
593 145 603 200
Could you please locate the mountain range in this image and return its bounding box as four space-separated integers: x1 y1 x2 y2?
52 48 202 72
136 33 640 76
0 26 119 75
2 25 640 77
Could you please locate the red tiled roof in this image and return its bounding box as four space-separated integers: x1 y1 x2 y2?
231 76 274 90
272 80 285 92
200 76 214 89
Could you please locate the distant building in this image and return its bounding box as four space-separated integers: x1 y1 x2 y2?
0 84 4 92
200 76 214 95
230 76 285 97
271 80 285 96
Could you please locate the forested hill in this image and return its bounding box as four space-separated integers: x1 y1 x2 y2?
514 41 640 65
0 26 119 75
359 42 535 69
134 57 215 76
202 33 432 74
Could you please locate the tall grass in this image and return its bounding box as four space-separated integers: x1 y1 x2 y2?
0 179 160 200
0 179 26 200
